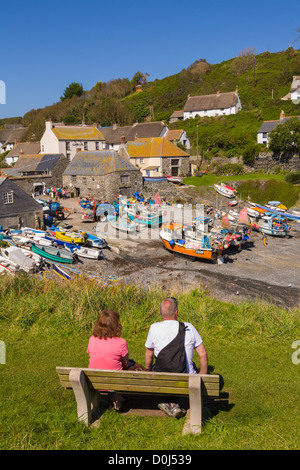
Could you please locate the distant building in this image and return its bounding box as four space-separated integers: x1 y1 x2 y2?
183 90 242 120
0 126 28 154
118 137 190 178
40 121 105 161
164 129 191 149
63 150 143 200
5 141 40 166
257 110 300 147
0 176 43 230
99 121 168 151
281 76 300 102
169 110 184 123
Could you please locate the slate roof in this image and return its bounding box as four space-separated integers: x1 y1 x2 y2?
291 76 300 92
63 150 139 177
125 137 189 158
165 129 184 141
0 177 42 217
170 110 184 118
184 92 239 112
14 154 65 172
99 122 166 145
52 125 105 141
257 116 300 133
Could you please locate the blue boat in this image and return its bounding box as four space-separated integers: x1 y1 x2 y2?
79 230 108 249
107 215 138 233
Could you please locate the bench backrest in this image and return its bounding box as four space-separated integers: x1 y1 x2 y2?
56 367 220 397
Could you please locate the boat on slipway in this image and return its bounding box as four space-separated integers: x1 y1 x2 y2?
260 214 292 237
125 205 162 227
107 215 138 233
159 223 223 263
30 243 76 264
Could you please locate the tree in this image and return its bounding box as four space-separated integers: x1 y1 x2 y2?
130 71 149 89
60 82 84 101
269 117 300 153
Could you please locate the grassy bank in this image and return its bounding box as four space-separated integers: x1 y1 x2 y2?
0 275 299 450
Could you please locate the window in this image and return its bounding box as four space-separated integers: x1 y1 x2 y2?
95 142 99 150
140 158 144 164
82 177 87 184
263 132 267 139
66 153 71 161
121 175 129 183
4 191 13 204
171 159 179 166
66 142 70 151
84 142 88 151
71 175 77 183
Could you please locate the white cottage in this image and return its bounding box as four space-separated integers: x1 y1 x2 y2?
40 121 105 161
183 90 242 120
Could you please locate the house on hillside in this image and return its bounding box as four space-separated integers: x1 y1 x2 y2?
62 150 143 200
1 153 68 196
5 141 40 166
118 137 190 178
169 110 184 123
257 110 300 147
281 76 300 102
0 126 28 154
99 121 168 151
0 177 43 230
183 90 242 120
40 121 105 161
164 129 191 150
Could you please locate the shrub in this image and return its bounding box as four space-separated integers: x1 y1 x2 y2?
285 171 300 184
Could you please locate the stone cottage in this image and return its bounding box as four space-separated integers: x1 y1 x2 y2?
1 153 69 196
62 150 143 200
0 177 43 230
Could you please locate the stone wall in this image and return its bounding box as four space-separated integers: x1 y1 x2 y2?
161 157 190 177
141 180 187 203
0 209 43 231
63 170 143 202
254 151 300 171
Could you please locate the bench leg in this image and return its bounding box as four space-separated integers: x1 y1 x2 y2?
188 375 202 434
69 368 92 426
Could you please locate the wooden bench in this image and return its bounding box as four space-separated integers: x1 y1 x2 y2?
56 367 220 434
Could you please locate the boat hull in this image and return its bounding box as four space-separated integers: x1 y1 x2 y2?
161 238 219 262
31 243 75 263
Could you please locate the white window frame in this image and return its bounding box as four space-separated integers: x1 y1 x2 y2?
4 191 14 204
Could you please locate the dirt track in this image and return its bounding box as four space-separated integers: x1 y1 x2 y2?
52 196 300 310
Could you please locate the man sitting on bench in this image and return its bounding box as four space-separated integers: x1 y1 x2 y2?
144 297 208 419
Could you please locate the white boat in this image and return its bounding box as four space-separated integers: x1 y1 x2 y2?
214 183 235 198
64 245 103 260
0 247 39 273
0 262 18 275
107 215 138 233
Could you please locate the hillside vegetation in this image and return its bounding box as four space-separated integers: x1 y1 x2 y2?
3 48 300 161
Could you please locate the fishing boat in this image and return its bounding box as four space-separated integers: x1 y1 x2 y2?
78 231 108 249
125 205 162 226
261 214 291 237
220 182 237 193
214 183 235 198
21 227 47 238
52 229 86 245
0 262 17 275
251 203 300 223
143 176 167 182
107 215 138 233
166 175 183 184
52 263 71 281
0 246 39 273
159 223 223 263
30 243 76 264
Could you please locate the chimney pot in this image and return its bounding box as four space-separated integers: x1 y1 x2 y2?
280 110 285 119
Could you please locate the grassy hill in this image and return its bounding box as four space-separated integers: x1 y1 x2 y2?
3 48 300 161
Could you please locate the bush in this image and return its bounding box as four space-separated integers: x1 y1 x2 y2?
215 163 244 175
285 171 300 184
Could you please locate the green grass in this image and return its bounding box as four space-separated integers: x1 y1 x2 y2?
0 276 299 450
183 173 286 187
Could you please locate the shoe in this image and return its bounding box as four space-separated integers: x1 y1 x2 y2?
158 403 186 419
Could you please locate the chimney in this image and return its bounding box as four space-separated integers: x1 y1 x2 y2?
135 133 139 141
113 123 118 130
20 149 24 155
120 132 126 145
93 123 98 128
216 90 221 95
45 120 53 130
280 110 285 120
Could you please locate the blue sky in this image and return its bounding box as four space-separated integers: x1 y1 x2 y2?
1 0 299 118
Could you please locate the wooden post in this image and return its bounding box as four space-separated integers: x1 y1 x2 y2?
69 368 92 425
188 374 202 433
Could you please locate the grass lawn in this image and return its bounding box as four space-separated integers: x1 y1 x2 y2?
183 173 286 187
0 277 299 450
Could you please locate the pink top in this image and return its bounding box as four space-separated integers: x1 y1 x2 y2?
87 336 128 370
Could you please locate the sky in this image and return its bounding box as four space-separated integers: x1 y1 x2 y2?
1 0 299 118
